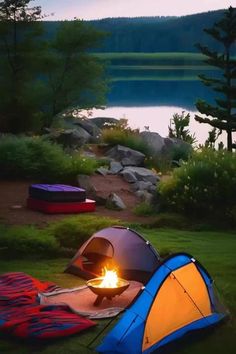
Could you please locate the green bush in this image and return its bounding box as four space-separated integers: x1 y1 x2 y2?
101 120 150 156
147 213 189 229
159 149 236 220
0 225 60 259
48 215 121 249
133 202 157 216
0 135 99 182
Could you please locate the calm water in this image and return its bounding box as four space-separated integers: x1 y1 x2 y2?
92 80 234 146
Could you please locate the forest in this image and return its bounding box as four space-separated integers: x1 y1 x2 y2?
44 9 236 53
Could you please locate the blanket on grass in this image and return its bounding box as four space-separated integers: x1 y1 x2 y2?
0 272 96 340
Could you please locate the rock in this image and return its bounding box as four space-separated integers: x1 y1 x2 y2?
148 185 157 194
81 151 97 159
106 145 145 167
135 190 153 204
106 193 126 210
130 181 153 192
121 166 158 184
77 174 97 199
121 170 137 183
140 131 165 154
162 137 192 157
109 161 123 174
53 128 91 148
96 167 109 176
73 118 101 141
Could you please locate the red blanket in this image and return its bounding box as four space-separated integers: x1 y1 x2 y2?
0 272 96 340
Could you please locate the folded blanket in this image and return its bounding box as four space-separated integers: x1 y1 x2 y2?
0 272 96 340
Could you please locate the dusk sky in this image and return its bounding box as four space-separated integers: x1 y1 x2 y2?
34 0 236 21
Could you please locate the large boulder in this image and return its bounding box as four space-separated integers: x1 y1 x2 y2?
73 118 101 141
120 166 160 185
162 137 192 156
140 131 165 154
51 128 91 148
106 145 145 167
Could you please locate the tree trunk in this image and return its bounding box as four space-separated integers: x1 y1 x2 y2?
227 129 232 152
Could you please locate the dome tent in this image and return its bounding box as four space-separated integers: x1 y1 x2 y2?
97 253 228 354
65 226 161 283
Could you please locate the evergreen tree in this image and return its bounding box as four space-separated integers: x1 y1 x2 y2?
168 111 196 145
195 6 236 151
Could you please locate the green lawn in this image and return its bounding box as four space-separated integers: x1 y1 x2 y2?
0 228 235 354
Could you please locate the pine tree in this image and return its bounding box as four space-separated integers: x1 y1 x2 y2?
195 6 236 151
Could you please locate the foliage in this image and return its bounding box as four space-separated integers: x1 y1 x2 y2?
0 0 45 132
0 225 60 259
168 111 196 145
101 118 150 155
204 127 223 149
0 214 121 259
145 213 189 229
0 135 99 181
195 6 236 152
41 20 108 127
48 215 121 249
133 202 157 216
159 148 236 221
90 10 229 53
0 1 108 133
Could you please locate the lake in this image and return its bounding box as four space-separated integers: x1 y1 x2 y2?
91 53 235 146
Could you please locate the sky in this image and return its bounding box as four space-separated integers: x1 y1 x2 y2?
34 0 236 21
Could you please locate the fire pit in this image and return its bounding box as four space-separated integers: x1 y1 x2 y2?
86 268 130 306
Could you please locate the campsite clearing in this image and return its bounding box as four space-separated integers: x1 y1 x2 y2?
0 228 235 354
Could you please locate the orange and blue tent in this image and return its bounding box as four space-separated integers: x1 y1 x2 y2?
96 253 227 354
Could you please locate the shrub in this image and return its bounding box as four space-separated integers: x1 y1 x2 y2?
159 148 236 220
48 215 121 249
133 202 157 216
0 225 60 259
0 135 99 182
147 213 189 229
101 119 150 156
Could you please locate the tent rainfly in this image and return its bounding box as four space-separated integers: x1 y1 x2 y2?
65 226 161 283
96 253 228 354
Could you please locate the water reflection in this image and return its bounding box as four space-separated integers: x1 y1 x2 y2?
92 80 232 145
107 80 215 110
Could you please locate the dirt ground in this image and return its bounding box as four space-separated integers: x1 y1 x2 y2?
0 176 154 227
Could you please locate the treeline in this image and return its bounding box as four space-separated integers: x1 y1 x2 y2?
44 9 236 53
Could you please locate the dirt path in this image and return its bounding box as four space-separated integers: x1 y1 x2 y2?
0 177 154 227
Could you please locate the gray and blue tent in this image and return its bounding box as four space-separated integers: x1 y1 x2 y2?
96 253 227 353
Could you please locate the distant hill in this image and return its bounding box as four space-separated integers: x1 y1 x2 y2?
43 9 236 53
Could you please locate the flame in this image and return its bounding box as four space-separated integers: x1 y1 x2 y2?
99 267 118 288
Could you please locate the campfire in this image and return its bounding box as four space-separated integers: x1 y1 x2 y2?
87 267 130 306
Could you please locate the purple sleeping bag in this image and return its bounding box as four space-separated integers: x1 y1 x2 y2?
29 184 86 202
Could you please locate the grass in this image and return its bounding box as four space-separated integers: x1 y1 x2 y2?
111 75 200 81
0 228 235 354
95 52 205 61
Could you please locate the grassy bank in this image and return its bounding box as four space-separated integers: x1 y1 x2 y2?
0 227 235 354
94 52 219 81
